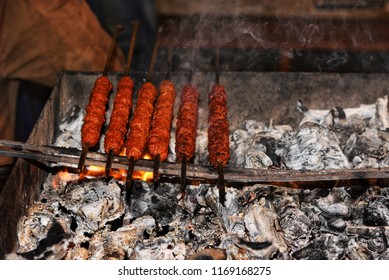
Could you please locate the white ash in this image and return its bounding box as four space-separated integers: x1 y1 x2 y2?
58 178 125 233
134 236 187 260
279 203 312 250
297 100 378 128
88 216 156 260
220 233 277 259
243 201 288 255
15 202 72 254
54 105 84 149
7 176 389 260
204 186 246 236
284 122 350 170
228 121 292 168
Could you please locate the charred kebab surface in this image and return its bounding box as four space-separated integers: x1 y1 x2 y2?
175 84 200 195
148 79 176 180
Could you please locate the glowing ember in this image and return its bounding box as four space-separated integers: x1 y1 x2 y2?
52 169 78 189
78 165 106 180
133 153 154 182
76 153 154 182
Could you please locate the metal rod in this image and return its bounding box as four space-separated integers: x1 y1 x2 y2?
125 156 135 203
146 26 162 82
104 22 139 177
217 162 226 206
188 70 194 85
77 144 89 173
152 44 174 183
153 154 161 182
215 47 220 84
188 47 195 84
105 149 114 178
180 156 188 196
165 47 173 80
124 28 160 193
124 21 140 75
103 24 125 76
6 140 389 185
79 25 123 172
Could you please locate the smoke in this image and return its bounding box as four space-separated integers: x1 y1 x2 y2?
155 0 389 73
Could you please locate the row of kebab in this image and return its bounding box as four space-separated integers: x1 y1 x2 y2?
77 23 230 205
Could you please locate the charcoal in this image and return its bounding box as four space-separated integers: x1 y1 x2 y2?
363 196 389 226
127 181 180 226
366 227 388 254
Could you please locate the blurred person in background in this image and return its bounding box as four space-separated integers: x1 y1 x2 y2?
0 0 157 167
87 0 157 71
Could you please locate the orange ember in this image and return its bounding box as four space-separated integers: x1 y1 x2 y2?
132 153 154 182
52 168 78 189
79 152 154 182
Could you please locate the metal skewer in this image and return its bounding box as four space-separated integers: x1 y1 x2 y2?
78 24 124 173
152 46 174 183
125 156 135 202
217 162 226 206
215 47 220 85
104 150 115 178
124 21 140 76
153 154 161 182
77 144 89 172
214 47 226 206
180 47 195 198
105 21 139 178
125 27 161 201
180 155 187 196
103 24 125 77
165 47 173 80
146 26 162 82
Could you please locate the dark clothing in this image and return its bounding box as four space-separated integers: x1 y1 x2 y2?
87 0 157 71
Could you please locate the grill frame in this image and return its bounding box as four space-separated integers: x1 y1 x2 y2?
2 70 389 258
